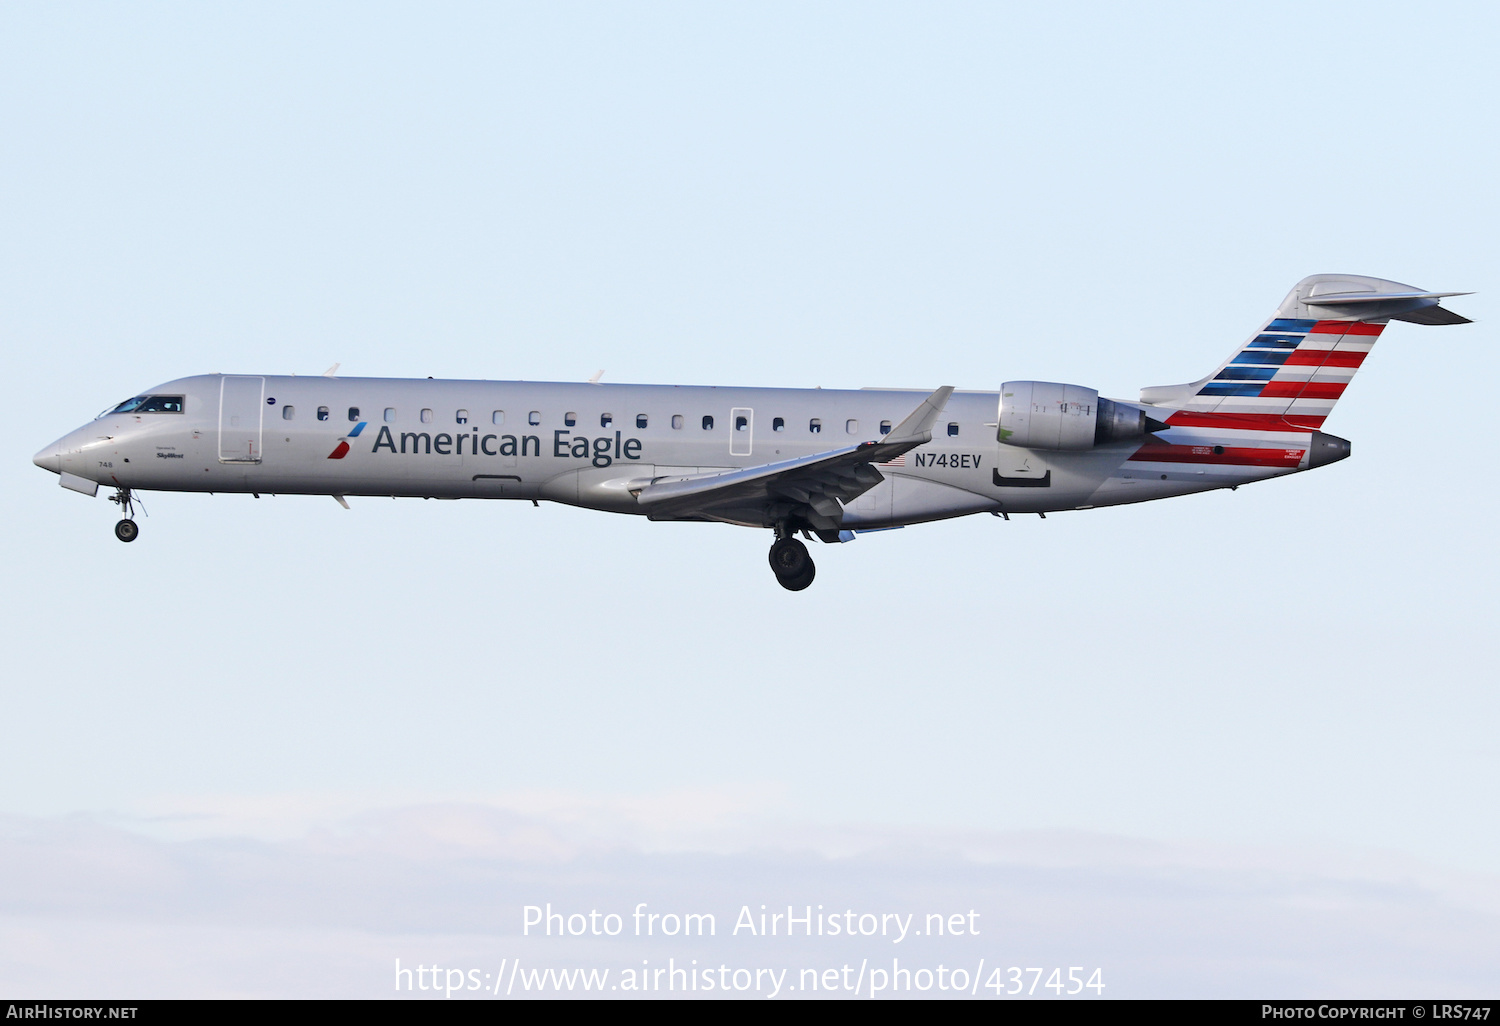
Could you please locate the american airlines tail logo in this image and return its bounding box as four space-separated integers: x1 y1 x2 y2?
327 421 366 459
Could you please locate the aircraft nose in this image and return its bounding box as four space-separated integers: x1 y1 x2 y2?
33 440 62 474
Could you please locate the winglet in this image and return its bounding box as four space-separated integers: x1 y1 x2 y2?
588 369 605 384
323 363 341 378
884 386 955 446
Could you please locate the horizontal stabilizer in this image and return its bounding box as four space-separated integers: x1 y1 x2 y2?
1303 288 1472 324
1303 290 1470 305
1388 304 1472 325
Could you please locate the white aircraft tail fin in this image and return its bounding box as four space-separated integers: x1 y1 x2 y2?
1141 274 1471 431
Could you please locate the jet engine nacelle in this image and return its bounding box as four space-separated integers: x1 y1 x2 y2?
998 380 1163 450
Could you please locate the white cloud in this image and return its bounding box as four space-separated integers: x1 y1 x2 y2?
2 792 1498 998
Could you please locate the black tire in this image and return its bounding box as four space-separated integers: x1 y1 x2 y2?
114 519 139 543
777 560 816 591
768 537 810 577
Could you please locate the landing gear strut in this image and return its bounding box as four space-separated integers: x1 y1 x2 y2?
769 533 816 591
109 487 139 543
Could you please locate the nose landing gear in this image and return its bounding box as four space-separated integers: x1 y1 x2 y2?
769 533 816 591
108 487 139 543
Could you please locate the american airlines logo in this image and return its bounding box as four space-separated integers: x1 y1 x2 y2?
326 421 367 459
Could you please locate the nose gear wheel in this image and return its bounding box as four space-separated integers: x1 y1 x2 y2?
108 487 141 542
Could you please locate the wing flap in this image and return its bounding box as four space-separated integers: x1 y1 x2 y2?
635 386 954 527
634 444 866 507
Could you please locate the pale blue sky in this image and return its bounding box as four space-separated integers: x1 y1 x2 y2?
2 0 1497 996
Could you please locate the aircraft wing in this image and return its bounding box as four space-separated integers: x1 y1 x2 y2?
634 386 953 531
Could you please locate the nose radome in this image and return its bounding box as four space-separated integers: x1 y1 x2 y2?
33 441 62 475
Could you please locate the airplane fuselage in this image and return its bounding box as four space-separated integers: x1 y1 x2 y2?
39 274 1464 588
38 373 1314 529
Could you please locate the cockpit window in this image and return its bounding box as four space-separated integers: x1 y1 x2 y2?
103 395 183 416
107 397 150 415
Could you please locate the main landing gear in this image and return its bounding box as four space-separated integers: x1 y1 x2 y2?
769 531 816 591
109 487 139 543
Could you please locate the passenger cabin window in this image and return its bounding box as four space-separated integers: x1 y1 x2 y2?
601 413 613 428
773 417 785 432
947 422 959 436
282 405 295 421
384 408 396 422
846 419 858 434
492 410 505 425
735 415 748 432
456 409 469 424
528 411 541 426
671 415 683 429
348 407 360 422
702 415 714 430
636 414 648 429
880 420 891 435
420 409 433 423
565 412 577 427
317 406 329 421
809 418 821 433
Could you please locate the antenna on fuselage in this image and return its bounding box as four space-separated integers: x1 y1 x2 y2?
588 369 604 384
323 363 341 377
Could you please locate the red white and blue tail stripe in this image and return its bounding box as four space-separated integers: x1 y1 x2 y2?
1123 274 1469 479
1169 317 1382 432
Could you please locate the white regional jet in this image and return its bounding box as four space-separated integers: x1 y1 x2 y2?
33 274 1470 590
